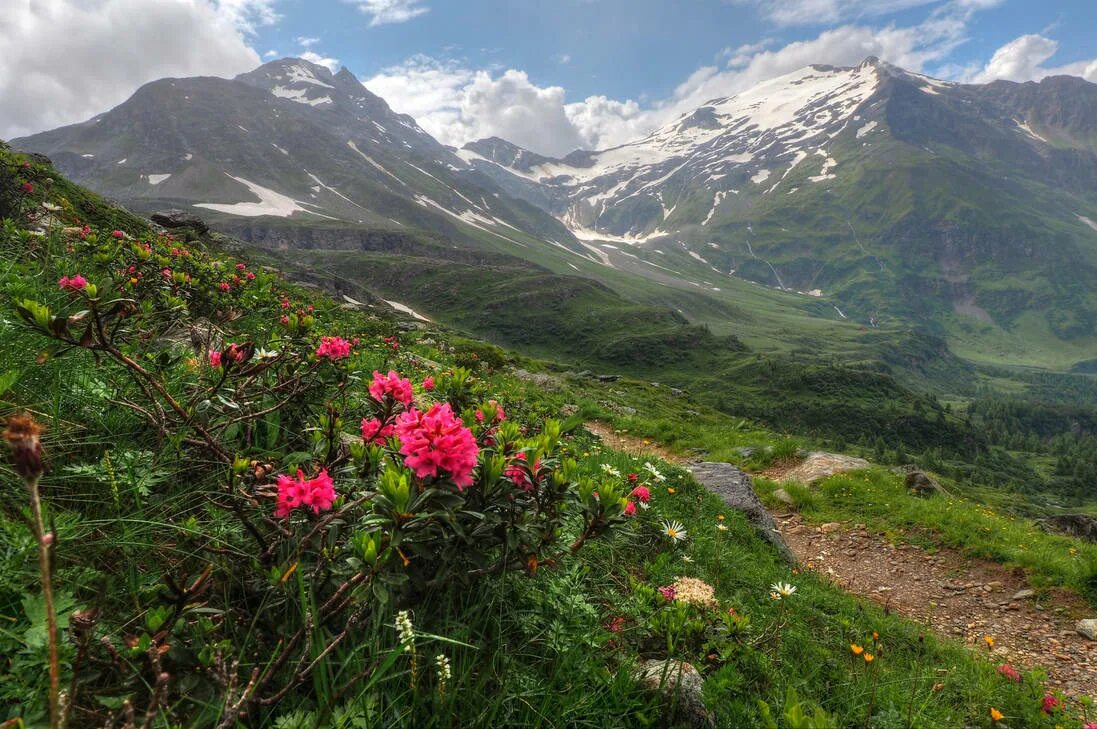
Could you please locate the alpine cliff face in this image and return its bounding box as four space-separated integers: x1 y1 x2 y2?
12 58 576 249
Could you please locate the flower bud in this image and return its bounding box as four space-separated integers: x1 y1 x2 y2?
3 412 45 479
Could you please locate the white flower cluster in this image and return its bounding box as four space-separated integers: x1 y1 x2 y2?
435 653 451 682
396 609 414 647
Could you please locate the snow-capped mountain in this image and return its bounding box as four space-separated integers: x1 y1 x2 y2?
461 58 1097 341
459 59 885 241
12 58 575 249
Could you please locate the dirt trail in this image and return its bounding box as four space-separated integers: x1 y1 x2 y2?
775 513 1097 696
582 424 1097 695
583 421 684 464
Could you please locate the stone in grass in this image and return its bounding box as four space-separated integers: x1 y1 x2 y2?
633 659 715 729
1077 618 1097 641
1011 589 1035 601
772 488 795 506
688 462 796 565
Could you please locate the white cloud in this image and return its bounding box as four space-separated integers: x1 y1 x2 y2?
731 0 941 27
299 51 341 73
296 36 320 48
969 34 1097 83
348 0 429 26
364 0 999 157
0 0 273 140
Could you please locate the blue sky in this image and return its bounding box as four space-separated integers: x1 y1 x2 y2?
3 0 1096 154
257 0 1096 104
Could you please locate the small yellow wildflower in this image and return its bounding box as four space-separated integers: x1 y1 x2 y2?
863 653 874 663
667 487 676 494
984 635 995 649
850 643 864 656
990 708 1004 721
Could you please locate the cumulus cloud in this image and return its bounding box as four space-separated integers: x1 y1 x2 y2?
347 0 429 27
0 0 274 140
365 56 652 156
969 34 1097 83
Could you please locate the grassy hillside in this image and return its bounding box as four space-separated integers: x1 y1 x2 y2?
5 145 1097 729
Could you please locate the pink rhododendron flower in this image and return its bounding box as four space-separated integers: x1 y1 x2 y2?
274 469 336 518
504 451 541 492
658 585 676 601
58 274 88 291
369 370 414 407
422 376 435 391
1084 723 1097 729
236 262 246 270
225 343 248 364
394 402 479 488
624 500 637 517
997 664 1021 683
475 402 506 424
245 271 255 280
1041 694 1060 714
208 350 222 368
219 282 231 292
630 485 651 503
111 230 124 239
360 417 394 444
315 336 352 361
20 182 33 194
79 225 90 239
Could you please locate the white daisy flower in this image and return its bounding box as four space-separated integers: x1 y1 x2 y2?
769 582 797 600
660 519 687 542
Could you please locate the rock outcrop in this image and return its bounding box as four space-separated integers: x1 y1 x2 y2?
780 452 870 484
688 461 795 565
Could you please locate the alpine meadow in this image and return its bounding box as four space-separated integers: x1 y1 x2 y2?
4 1 1097 727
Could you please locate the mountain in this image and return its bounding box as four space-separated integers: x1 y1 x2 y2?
11 58 577 251
461 59 1097 365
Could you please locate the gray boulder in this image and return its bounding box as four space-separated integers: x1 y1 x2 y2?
1038 514 1097 542
905 470 943 496
1076 618 1097 641
151 209 210 234
688 462 795 565
633 659 715 729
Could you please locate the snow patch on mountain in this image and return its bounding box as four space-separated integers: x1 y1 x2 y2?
272 86 333 106
702 191 730 226
195 174 314 218
146 174 171 185
856 120 878 139
347 140 407 186
384 300 430 321
283 63 334 89
1015 118 1047 143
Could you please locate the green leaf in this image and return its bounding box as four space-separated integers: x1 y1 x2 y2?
0 369 19 397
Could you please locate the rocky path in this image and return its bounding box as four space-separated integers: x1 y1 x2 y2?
582 423 1097 695
775 513 1097 696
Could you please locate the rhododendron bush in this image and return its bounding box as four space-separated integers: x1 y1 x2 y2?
2 172 629 724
